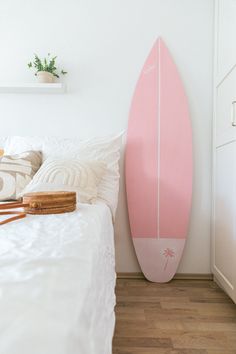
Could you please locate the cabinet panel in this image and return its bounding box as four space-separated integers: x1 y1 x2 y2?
217 0 236 80
213 0 236 304
214 143 236 301
216 66 236 146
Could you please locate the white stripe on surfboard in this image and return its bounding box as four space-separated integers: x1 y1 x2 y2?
157 39 161 240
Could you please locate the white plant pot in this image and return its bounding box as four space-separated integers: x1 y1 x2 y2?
37 71 54 83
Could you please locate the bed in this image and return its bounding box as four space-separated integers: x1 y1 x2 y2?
0 202 115 354
0 134 122 354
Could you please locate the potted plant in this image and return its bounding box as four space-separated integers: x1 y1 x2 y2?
28 53 67 83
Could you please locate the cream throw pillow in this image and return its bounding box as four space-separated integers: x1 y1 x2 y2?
21 157 106 203
0 151 42 201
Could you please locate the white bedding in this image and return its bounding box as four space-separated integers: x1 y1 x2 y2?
0 203 116 354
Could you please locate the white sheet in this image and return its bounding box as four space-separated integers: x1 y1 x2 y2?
0 203 116 354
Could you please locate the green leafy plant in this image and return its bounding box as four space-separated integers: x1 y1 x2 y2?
28 53 67 78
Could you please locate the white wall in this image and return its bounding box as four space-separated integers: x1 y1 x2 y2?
0 0 213 274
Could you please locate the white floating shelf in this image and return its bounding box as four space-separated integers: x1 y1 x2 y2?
0 83 66 94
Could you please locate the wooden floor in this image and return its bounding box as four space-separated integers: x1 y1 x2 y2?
113 279 236 354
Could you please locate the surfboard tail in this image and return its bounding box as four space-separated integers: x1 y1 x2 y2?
133 238 185 282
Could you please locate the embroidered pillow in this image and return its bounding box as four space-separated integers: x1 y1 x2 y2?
0 151 42 201
21 157 106 203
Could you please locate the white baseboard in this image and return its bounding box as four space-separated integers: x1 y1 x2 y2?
117 272 213 280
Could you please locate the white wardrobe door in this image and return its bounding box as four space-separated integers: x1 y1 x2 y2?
216 66 236 147
217 0 236 81
214 142 236 301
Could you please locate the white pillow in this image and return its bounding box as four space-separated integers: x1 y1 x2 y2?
21 157 106 204
5 133 123 217
4 136 63 156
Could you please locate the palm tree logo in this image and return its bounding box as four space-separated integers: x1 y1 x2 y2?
162 248 175 271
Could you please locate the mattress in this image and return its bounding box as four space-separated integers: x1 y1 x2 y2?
0 202 116 354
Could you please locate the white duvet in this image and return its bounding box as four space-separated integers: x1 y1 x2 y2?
0 203 116 354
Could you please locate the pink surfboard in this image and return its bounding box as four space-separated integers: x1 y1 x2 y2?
125 38 192 282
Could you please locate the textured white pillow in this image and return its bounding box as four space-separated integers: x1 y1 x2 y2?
5 133 123 217
44 133 123 217
21 157 106 203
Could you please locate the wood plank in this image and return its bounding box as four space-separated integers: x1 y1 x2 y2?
113 349 207 354
113 336 172 348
